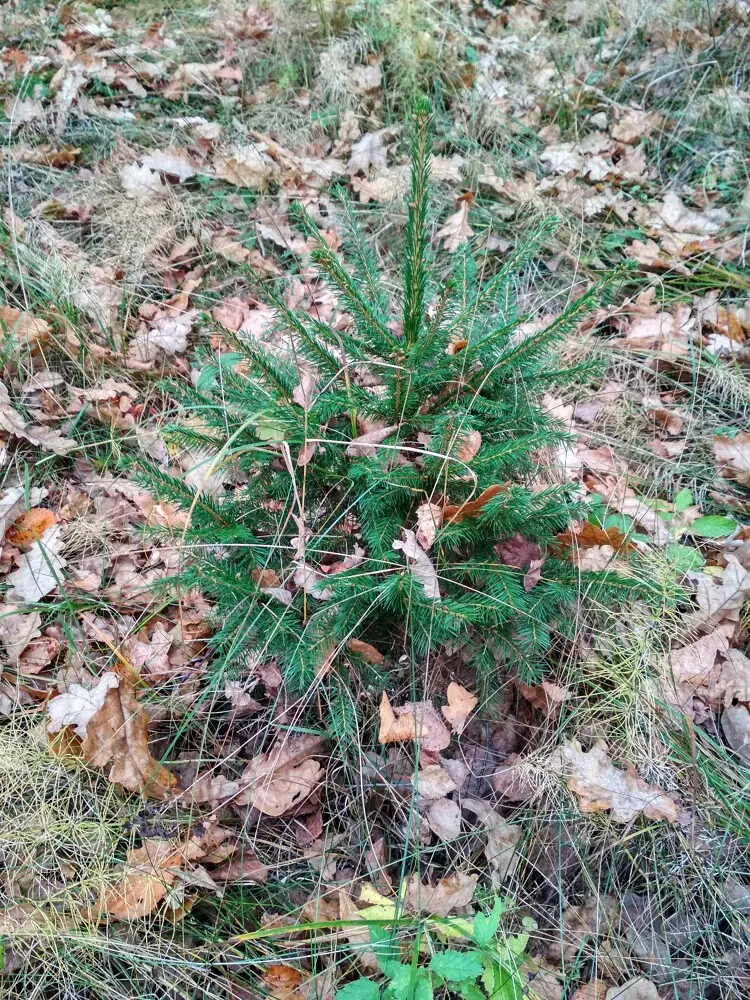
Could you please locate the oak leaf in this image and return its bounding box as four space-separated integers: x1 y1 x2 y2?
378 692 451 752
93 839 183 919
558 741 679 823
403 871 477 916
456 429 482 463
411 764 457 800
82 674 176 798
441 682 477 734
462 798 521 879
7 523 67 602
435 201 474 252
713 432 750 487
414 501 442 550
236 734 326 815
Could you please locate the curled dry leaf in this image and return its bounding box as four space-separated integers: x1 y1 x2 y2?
0 305 51 346
441 681 477 735
0 382 76 456
378 692 451 752
46 670 176 799
351 165 411 204
415 501 442 550
236 733 326 816
403 871 478 917
555 520 633 554
443 484 506 524
346 424 398 458
556 741 679 823
346 130 387 175
392 528 441 600
215 144 278 190
721 704 750 765
0 602 42 666
347 638 384 664
517 680 569 717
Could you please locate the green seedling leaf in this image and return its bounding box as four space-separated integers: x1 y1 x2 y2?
674 488 693 513
428 950 483 982
665 542 704 573
686 515 737 538
472 897 505 948
457 984 484 1000
337 980 381 1000
254 417 287 442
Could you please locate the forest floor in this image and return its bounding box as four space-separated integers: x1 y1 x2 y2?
1 0 750 998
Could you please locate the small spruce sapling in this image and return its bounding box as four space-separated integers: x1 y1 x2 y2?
136 98 635 692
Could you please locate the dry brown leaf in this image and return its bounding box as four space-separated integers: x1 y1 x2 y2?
83 674 176 798
211 853 269 883
215 144 278 189
236 734 326 815
47 670 175 797
4 95 44 128
120 161 168 201
425 798 462 841
610 109 663 143
517 680 569 717
347 638 384 664
443 484 506 524
392 529 441 600
605 979 658 1000
378 692 451 752
713 433 750 487
292 373 316 411
0 305 51 346
94 839 183 920
0 602 42 666
571 980 608 1000
721 704 750 765
689 556 750 627
140 146 197 182
456 429 482 463
555 520 633 554
7 523 67 602
414 501 442 550
557 741 679 823
411 764 458 800
403 871 477 916
435 202 474 252
441 681 477 735
495 533 546 591
351 165 410 203
346 424 398 457
346 131 387 175
462 798 522 880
